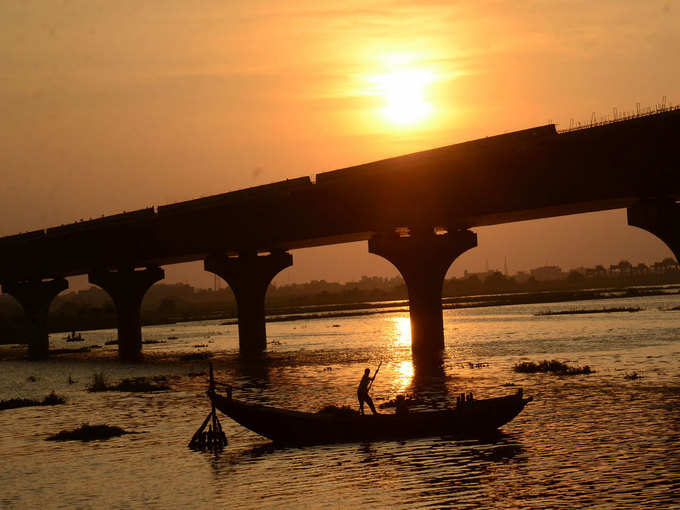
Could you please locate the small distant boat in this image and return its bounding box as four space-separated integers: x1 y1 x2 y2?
65 331 84 343
208 387 532 446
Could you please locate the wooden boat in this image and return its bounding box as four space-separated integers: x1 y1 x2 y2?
208 387 532 446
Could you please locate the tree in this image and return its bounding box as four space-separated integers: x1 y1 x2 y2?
567 270 585 282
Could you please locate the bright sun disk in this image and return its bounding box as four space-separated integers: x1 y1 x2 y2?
375 68 435 126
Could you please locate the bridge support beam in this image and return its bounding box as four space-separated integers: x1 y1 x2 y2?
89 267 164 361
628 199 680 263
369 229 477 364
205 250 292 355
2 278 68 360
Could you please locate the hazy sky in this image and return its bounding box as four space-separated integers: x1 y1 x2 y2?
1 1 679 290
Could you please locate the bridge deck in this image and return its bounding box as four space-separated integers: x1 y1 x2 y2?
1 108 679 280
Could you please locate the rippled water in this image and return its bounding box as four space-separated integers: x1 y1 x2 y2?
1 294 679 509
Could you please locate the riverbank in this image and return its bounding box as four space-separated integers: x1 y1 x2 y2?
1 283 679 345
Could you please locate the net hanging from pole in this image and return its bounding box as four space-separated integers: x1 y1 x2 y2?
188 364 228 453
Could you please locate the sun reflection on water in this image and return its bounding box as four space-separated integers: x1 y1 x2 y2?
392 316 412 347
394 360 414 394
388 317 414 393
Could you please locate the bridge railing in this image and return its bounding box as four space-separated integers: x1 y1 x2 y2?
557 103 679 134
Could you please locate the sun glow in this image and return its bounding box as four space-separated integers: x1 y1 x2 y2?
377 69 434 125
368 55 437 127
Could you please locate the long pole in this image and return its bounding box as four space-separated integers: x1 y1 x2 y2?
367 361 382 391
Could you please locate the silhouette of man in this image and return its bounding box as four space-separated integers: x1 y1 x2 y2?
357 368 378 415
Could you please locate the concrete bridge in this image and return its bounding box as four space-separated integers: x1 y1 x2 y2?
2 108 679 362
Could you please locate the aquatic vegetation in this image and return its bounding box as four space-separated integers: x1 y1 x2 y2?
42 391 67 405
114 377 171 392
46 424 133 442
180 352 212 361
536 307 641 316
51 347 91 355
454 361 490 369
0 391 66 411
513 360 592 375
624 371 643 380
88 374 170 392
89 372 108 392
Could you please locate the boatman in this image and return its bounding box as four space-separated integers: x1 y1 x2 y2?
357 368 378 415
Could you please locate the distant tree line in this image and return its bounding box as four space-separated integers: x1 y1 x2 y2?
0 258 679 338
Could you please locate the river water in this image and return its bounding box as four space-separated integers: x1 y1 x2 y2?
1 294 679 509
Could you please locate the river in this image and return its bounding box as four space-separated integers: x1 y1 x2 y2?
1 293 679 509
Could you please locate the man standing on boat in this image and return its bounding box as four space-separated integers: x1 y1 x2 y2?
357 368 378 415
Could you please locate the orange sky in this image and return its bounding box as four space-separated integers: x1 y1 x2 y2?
1 1 679 289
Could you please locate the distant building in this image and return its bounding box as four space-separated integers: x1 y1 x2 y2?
514 270 531 284
463 269 501 282
530 265 565 282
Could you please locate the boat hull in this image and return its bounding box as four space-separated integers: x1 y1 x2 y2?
209 390 531 446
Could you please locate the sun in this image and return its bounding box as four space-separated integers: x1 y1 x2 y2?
377 69 434 125
369 57 436 127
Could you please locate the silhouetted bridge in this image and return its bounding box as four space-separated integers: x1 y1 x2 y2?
2 108 679 362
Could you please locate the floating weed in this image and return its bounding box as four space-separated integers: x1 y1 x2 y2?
624 372 643 380
89 372 108 392
88 374 170 392
536 307 641 316
46 424 135 442
513 360 593 376
1 391 66 411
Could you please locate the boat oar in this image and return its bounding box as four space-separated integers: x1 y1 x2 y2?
367 361 382 392
188 363 228 453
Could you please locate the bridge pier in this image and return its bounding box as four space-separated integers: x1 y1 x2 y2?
1 278 68 360
369 229 477 364
89 266 164 361
205 250 292 356
628 199 680 262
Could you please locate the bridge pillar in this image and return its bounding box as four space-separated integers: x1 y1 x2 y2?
205 250 292 355
89 266 164 361
1 278 68 360
369 229 477 364
628 199 680 263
